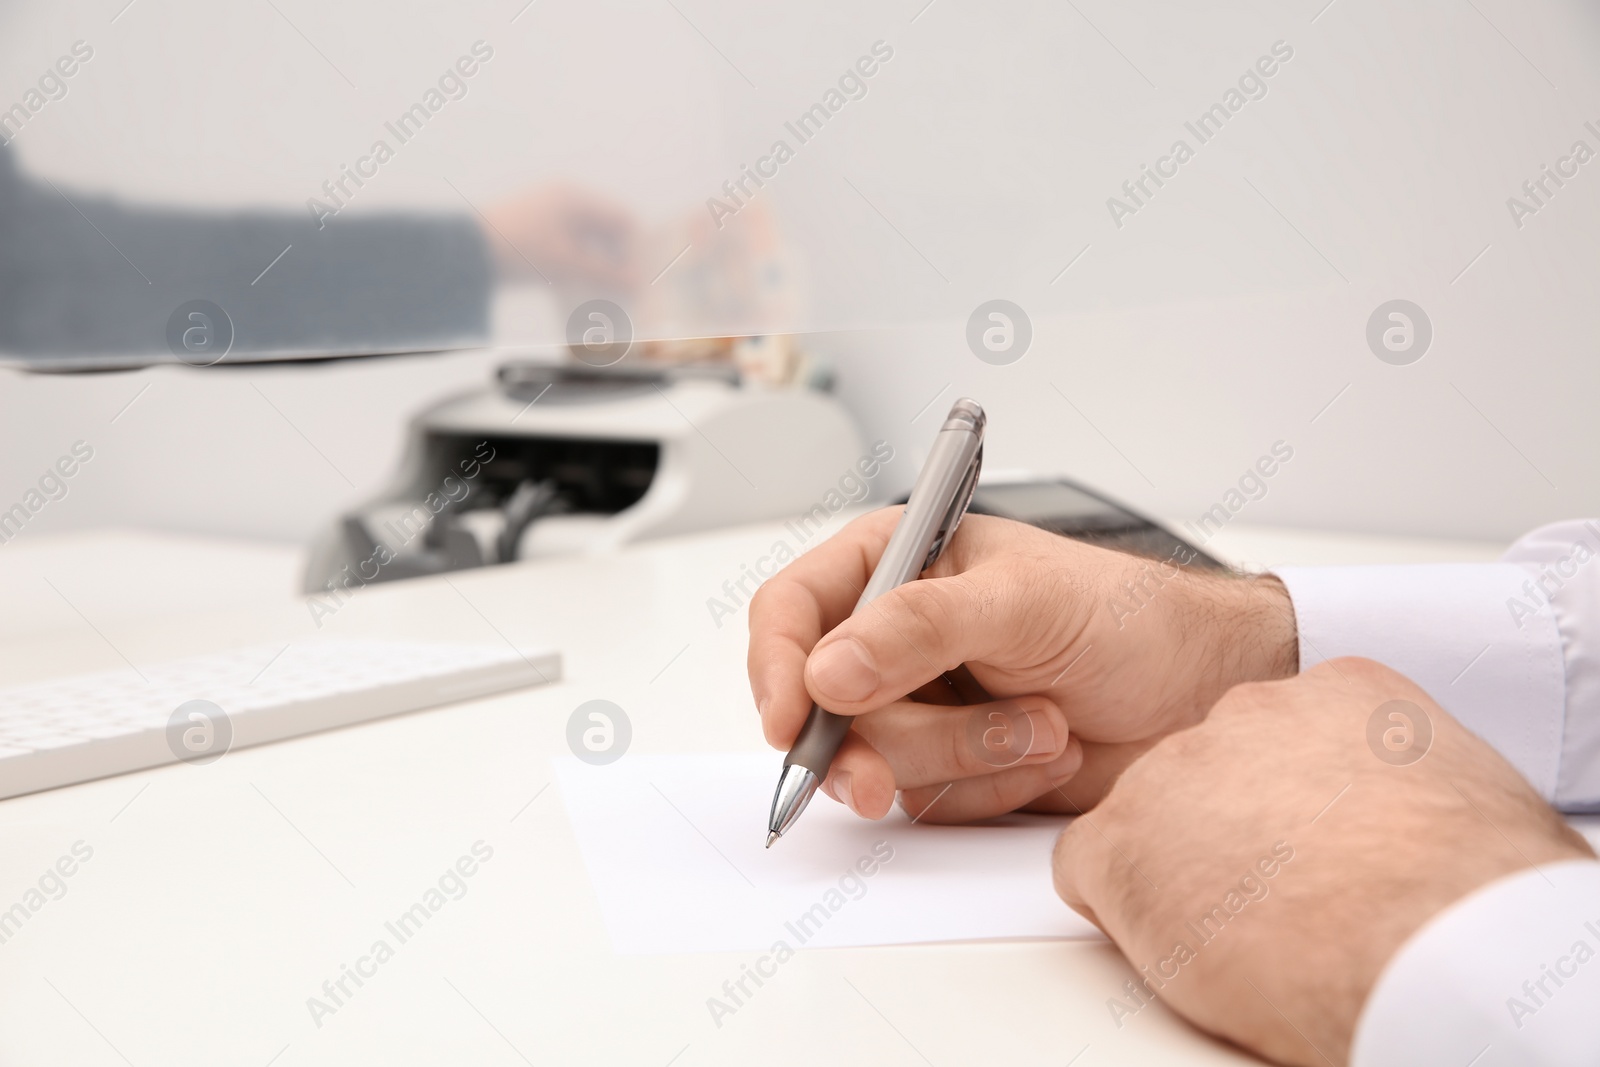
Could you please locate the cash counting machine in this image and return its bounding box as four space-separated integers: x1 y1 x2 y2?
303 361 864 593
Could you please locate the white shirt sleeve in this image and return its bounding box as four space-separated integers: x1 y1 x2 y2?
1349 859 1600 1066
1273 519 1600 811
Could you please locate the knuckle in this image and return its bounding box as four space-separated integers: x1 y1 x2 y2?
856 505 903 530
746 574 788 621
891 579 948 622
839 506 903 548
879 586 958 657
944 714 980 776
1291 656 1421 715
1316 655 1398 689
1211 678 1278 717
936 570 995 614
968 771 1012 815
900 573 997 657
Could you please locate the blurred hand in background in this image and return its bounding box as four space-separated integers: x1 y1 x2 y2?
480 182 641 295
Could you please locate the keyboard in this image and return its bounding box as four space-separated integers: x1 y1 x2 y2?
0 639 561 800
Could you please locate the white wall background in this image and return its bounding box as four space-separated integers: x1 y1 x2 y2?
1 0 1597 547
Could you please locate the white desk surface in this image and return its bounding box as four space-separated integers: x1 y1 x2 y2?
0 519 1527 1065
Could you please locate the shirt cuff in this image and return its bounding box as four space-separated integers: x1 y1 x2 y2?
1502 521 1600 810
1273 563 1568 804
1351 860 1600 1066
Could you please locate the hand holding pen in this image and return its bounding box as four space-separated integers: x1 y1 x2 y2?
750 399 1300 838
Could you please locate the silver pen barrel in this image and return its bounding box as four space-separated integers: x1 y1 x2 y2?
765 399 985 845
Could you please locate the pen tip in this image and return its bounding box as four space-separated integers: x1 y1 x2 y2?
765 831 779 849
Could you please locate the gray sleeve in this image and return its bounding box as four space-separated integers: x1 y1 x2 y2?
0 146 492 367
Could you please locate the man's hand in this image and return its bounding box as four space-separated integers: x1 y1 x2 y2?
1052 657 1596 1066
747 509 1298 823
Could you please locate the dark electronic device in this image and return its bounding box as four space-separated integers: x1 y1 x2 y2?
965 478 1226 571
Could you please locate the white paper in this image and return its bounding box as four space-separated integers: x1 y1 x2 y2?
554 752 1102 955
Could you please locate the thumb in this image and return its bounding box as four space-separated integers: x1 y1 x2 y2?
803 573 1013 713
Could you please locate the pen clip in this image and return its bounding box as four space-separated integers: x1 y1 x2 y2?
922 443 983 571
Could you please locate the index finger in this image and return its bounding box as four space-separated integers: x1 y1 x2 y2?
748 507 903 748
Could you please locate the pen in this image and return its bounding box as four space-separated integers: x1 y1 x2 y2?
766 398 987 847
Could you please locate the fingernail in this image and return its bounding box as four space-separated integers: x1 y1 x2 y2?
809 639 878 703
832 771 856 814
1024 707 1067 758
